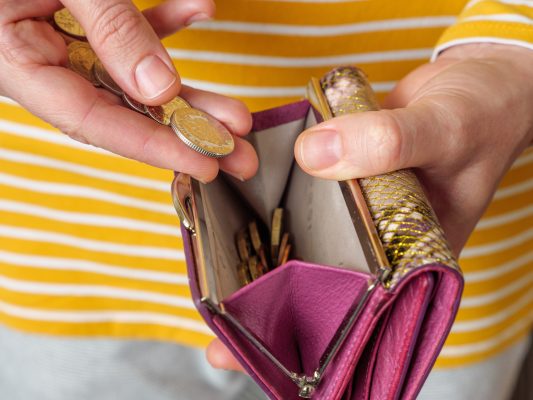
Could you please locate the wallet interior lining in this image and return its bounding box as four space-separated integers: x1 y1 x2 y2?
199 107 370 302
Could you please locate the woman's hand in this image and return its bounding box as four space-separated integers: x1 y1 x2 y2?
295 43 533 255
0 0 258 181
206 43 533 371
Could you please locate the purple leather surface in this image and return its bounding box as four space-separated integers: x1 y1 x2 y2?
369 275 435 400
221 261 381 400
251 100 310 132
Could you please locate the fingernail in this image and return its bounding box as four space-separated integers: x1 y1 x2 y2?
135 55 177 99
300 129 342 171
227 172 246 182
186 13 211 26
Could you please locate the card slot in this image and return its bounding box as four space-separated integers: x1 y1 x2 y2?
368 273 435 400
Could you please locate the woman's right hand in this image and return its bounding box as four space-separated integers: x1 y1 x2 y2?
0 0 258 182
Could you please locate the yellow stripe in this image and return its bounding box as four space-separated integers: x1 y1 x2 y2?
142 0 464 26
438 20 533 48
0 314 213 348
173 60 423 89
168 28 444 57
0 182 175 225
465 217 532 246
0 209 178 247
461 1 533 19
0 288 199 317
436 327 532 367
481 188 532 218
0 263 190 296
0 158 170 205
458 286 531 319
0 104 171 182
0 236 184 273
460 241 531 270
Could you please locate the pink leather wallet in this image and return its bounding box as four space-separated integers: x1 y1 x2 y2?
172 67 464 400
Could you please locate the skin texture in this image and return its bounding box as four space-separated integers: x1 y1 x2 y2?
207 43 533 372
0 0 258 182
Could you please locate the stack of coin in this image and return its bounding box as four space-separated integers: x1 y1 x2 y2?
53 8 234 159
234 208 292 287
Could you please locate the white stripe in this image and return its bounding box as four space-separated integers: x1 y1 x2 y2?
0 225 184 260
432 37 533 61
461 227 533 258
463 13 533 25
189 16 456 37
452 289 533 332
493 179 533 200
466 0 533 8
183 78 396 97
464 251 533 282
0 96 18 106
0 172 174 215
460 272 533 308
0 250 188 285
512 150 533 169
0 275 193 309
0 119 114 157
0 199 179 237
440 310 533 357
170 48 433 67
475 204 533 230
0 148 169 192
0 301 211 334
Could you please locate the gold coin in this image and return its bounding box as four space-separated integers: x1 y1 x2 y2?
67 41 99 85
277 232 290 267
237 262 251 286
271 208 284 262
248 256 261 281
93 58 123 96
248 221 262 253
54 8 86 39
146 97 191 126
170 108 234 158
236 229 252 261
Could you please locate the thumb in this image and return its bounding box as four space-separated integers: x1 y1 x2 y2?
294 104 448 180
62 0 180 105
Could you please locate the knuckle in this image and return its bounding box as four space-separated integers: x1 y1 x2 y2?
365 112 404 172
59 96 100 144
91 3 144 50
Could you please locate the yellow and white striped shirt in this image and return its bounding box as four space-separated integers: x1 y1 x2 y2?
0 0 531 372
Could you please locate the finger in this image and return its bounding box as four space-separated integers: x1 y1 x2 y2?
219 137 259 181
62 0 180 105
206 339 245 372
382 60 457 109
294 104 449 180
142 0 214 38
5 63 218 181
180 86 253 137
0 19 66 73
0 0 62 24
